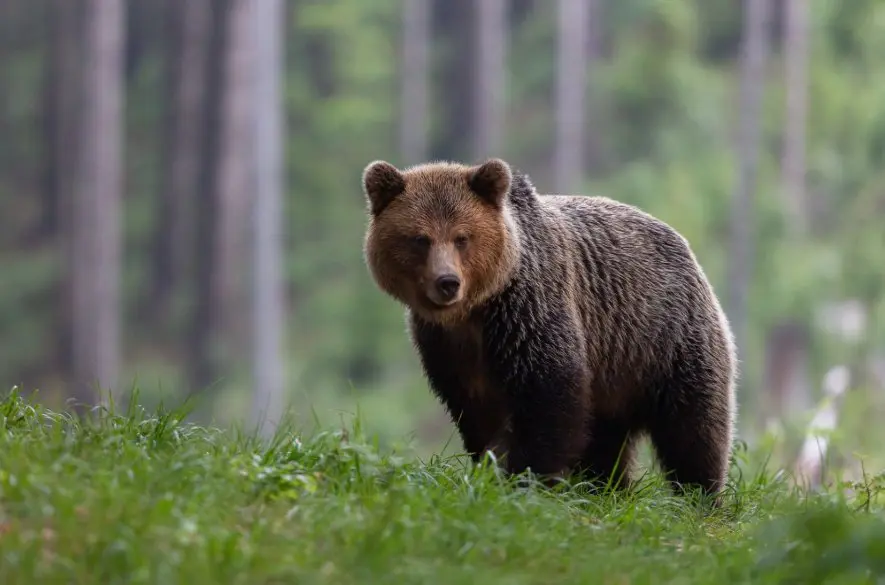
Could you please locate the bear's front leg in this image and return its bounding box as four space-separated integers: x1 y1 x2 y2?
479 418 512 462
500 365 590 479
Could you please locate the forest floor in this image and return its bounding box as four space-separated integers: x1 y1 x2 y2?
1 391 884 584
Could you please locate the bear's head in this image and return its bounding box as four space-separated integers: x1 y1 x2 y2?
361 158 521 326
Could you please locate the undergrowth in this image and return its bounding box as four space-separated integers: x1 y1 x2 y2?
0 389 884 584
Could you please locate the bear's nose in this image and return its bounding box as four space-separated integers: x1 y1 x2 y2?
434 274 461 301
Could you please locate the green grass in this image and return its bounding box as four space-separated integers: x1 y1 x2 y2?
1 390 885 584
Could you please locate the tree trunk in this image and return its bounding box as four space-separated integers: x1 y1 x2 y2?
190 0 232 392
216 0 255 360
584 0 603 171
251 0 286 436
473 0 506 160
70 0 125 407
47 0 83 378
781 0 809 237
400 0 430 165
190 0 254 393
154 0 210 322
761 321 811 428
554 0 589 193
40 8 56 240
41 0 79 239
727 0 770 373
430 0 472 161
764 0 812 426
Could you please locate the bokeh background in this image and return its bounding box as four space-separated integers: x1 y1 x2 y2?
1 0 884 478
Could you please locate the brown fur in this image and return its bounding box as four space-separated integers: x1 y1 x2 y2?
363 159 520 327
361 158 737 499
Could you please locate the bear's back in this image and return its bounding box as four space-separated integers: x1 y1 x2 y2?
518 192 726 393
536 193 709 308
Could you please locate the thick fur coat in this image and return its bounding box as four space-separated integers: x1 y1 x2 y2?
361 158 737 497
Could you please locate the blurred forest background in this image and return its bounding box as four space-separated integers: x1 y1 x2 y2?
2 0 885 480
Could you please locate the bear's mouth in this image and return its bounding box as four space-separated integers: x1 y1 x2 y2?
419 287 464 311
423 295 461 310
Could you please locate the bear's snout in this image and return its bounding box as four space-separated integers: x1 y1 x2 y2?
423 244 464 307
434 274 461 302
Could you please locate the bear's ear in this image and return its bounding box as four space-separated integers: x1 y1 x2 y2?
362 160 405 215
468 158 512 207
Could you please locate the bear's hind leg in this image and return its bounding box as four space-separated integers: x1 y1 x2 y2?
649 378 732 499
578 418 637 490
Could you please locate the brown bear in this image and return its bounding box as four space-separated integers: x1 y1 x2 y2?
360 157 737 498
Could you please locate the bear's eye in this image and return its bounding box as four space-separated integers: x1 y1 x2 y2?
410 235 431 248
454 235 469 249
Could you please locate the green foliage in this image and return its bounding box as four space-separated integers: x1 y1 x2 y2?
1 392 885 583
283 0 412 393
755 504 885 583
0 251 57 384
2 0 885 459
